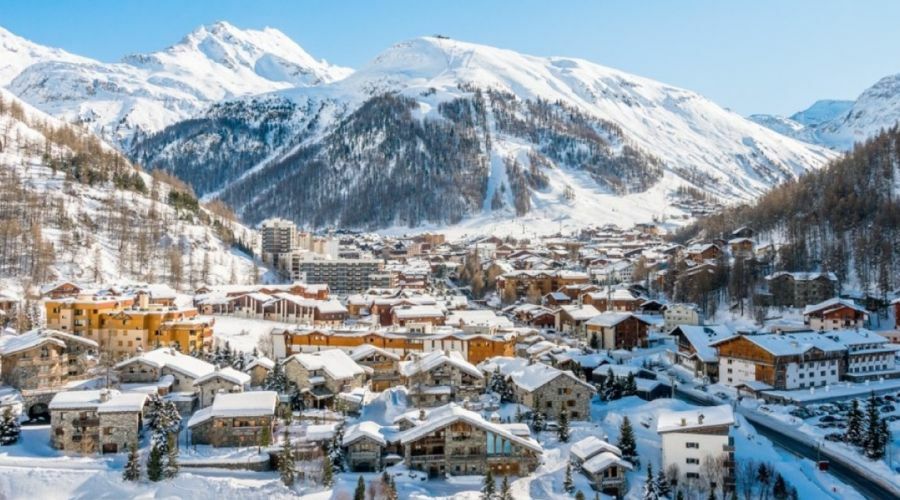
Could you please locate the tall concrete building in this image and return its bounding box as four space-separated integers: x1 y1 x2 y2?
260 218 299 267
289 254 387 294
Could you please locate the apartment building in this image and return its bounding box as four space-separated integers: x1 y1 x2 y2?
288 255 385 294
658 405 734 492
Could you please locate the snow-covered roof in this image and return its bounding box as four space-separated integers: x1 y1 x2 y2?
570 436 622 463
766 271 837 282
187 391 278 427
657 404 734 433
560 304 601 321
585 311 639 327
712 332 846 357
802 298 867 317
525 340 557 356
343 421 387 446
285 349 365 380
399 350 482 379
116 347 216 379
393 305 445 319
670 325 733 363
507 362 593 393
246 357 275 370
97 392 149 413
194 367 251 387
0 329 65 356
397 403 541 453
478 356 529 376
445 310 513 328
348 344 401 361
582 451 633 474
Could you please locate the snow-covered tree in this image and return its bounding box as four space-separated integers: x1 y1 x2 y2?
146 442 163 482
499 474 513 500
531 395 545 432
329 423 346 472
563 461 575 494
655 465 672 497
772 473 788 500
354 475 366 500
146 394 181 453
863 392 887 459
279 425 295 487
845 398 864 447
558 409 570 443
264 361 288 394
0 407 21 446
322 446 334 487
618 416 638 466
122 441 141 481
163 432 179 479
482 468 496 499
643 463 658 500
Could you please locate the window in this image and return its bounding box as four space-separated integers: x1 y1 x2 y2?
686 472 700 479
685 442 699 449
686 458 700 464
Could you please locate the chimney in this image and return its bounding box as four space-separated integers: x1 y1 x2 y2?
419 409 426 420
138 292 150 310
99 389 110 403
680 417 686 426
698 414 705 425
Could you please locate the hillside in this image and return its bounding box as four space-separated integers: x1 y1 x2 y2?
131 36 835 234
676 126 900 295
0 88 263 292
2 22 351 147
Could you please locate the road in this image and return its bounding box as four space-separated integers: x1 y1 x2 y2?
674 388 899 500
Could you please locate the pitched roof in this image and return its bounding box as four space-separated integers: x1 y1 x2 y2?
399 350 482 379
285 349 365 380
397 403 541 453
348 344 401 361
187 391 278 427
507 362 594 393
194 367 251 387
115 348 215 379
657 404 734 433
570 436 623 463
0 329 65 356
582 451 634 474
712 332 846 357
343 421 387 446
802 298 868 317
670 325 734 363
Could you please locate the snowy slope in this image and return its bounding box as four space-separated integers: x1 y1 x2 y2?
134 36 835 234
0 87 264 288
2 22 351 147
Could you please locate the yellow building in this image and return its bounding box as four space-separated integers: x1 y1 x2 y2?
45 293 213 358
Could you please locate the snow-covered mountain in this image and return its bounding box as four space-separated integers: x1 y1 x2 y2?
2 22 351 147
750 73 900 151
133 36 835 234
0 87 263 288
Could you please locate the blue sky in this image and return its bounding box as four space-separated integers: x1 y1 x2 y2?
2 0 898 115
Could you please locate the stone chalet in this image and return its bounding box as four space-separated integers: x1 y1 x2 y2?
585 312 651 350
481 357 594 421
49 389 147 454
399 350 484 407
802 298 868 331
570 436 632 496
246 357 275 386
115 348 216 413
282 349 366 408
342 420 394 472
0 328 98 393
188 391 278 448
397 403 542 476
194 367 251 408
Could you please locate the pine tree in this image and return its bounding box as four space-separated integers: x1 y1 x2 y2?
558 409 570 443
531 395 545 432
354 475 366 500
656 466 672 497
122 441 141 481
625 372 638 396
772 473 788 500
322 447 334 487
575 491 586 500
863 392 886 459
643 463 658 500
563 461 575 494
618 416 638 466
482 468 496 499
264 361 288 394
329 423 346 472
845 398 864 447
0 407 21 445
499 474 513 500
146 443 163 482
164 433 179 479
589 332 600 350
676 491 685 500
279 425 295 487
707 490 717 500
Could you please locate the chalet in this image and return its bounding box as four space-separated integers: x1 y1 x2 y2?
246 357 275 386
391 305 445 329
765 272 838 308
40 281 83 299
543 292 572 307
49 389 147 454
557 304 601 336
802 298 868 331
727 238 754 258
399 350 484 407
731 226 755 239
282 349 366 408
585 312 651 350
0 329 98 393
658 405 734 491
581 288 644 312
397 403 542 476
342 421 390 472
194 368 251 408
663 303 701 331
668 325 733 382
685 243 722 262
711 333 846 390
187 391 278 447
505 362 595 421
570 436 632 496
348 344 401 391
115 348 215 411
